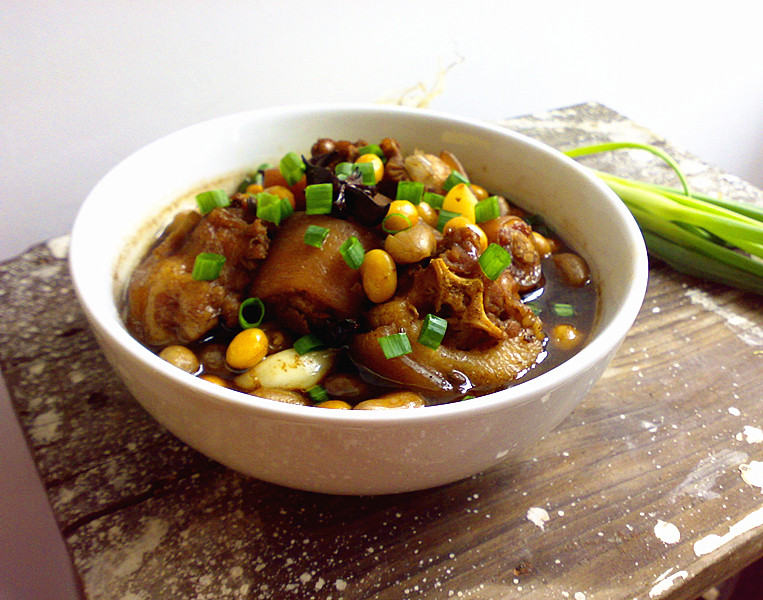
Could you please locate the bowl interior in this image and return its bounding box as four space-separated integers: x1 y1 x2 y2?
70 104 647 419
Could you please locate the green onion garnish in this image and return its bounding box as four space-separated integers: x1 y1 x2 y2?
417 314 448 350
358 144 385 161
305 183 334 215
236 175 256 194
475 196 500 223
396 181 425 205
308 385 329 403
478 243 512 280
565 141 763 295
526 302 542 315
255 192 284 225
303 224 330 248
443 170 470 192
279 151 305 186
279 197 294 220
191 252 226 281
378 332 412 359
339 236 365 269
293 334 325 355
334 162 355 180
238 297 265 329
196 189 230 215
354 161 377 185
437 209 463 232
422 192 444 210
553 303 575 317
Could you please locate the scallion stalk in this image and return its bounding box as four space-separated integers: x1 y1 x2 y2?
565 142 763 295
378 332 412 359
191 253 226 281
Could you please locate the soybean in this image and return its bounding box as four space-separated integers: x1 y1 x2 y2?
353 391 426 410
550 324 584 351
384 222 437 264
226 328 269 370
315 400 353 410
553 252 590 287
159 345 199 374
361 249 397 303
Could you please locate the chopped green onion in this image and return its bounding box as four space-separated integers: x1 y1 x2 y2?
279 151 305 186
236 163 273 192
526 302 542 315
378 332 412 359
358 144 385 161
293 334 325 355
478 243 512 280
354 161 377 185
565 142 763 295
303 224 330 248
279 197 294 220
236 175 256 194
255 192 284 225
196 189 230 215
191 252 226 281
334 162 355 180
339 236 365 269
305 183 334 215
417 314 448 350
475 196 500 223
396 181 425 204
422 192 444 210
308 385 329 403
443 170 470 192
553 303 575 317
238 297 265 329
437 209 462 232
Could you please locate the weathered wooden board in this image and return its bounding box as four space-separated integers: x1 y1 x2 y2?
1 103 761 600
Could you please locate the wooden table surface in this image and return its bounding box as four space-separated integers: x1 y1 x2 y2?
1 103 761 600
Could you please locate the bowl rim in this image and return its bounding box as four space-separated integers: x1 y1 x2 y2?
70 102 649 426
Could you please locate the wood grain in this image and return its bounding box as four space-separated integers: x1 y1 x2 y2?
1 103 761 600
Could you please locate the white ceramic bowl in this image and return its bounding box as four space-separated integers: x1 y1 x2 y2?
70 104 648 495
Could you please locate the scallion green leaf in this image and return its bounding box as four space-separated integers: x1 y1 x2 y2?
553 303 575 317
293 334 325 355
305 183 333 215
304 224 330 248
437 209 462 232
308 385 329 403
417 314 448 350
196 189 230 215
443 170 470 192
354 161 377 185
358 144 385 161
423 192 444 210
191 253 226 281
396 181 425 205
378 332 412 359
279 197 294 220
339 236 365 269
475 196 500 223
279 151 305 186
478 243 512 280
334 162 355 180
255 192 284 225
238 297 265 329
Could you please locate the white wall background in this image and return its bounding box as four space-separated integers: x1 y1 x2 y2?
2 0 763 261
0 2 762 599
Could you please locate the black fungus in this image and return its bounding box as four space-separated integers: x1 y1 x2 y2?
304 157 390 227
